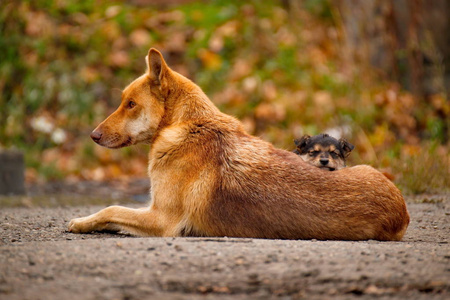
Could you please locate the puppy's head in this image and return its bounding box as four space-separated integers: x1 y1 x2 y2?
293 134 354 171
90 49 170 149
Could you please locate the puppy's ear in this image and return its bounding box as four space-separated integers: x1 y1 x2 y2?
146 48 169 86
339 138 355 158
294 135 311 153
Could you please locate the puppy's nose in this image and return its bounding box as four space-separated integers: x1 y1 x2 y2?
90 130 102 143
319 158 329 165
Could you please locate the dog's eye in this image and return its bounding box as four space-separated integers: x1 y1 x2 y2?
309 151 316 156
331 151 340 157
127 100 136 109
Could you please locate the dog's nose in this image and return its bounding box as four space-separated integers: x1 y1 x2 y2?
90 130 102 143
319 158 329 165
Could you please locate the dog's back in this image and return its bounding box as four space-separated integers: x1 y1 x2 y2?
151 108 409 241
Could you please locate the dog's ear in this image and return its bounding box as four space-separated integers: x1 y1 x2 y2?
146 48 169 86
293 135 310 153
339 138 355 158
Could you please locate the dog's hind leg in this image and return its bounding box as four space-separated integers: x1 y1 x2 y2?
68 205 175 237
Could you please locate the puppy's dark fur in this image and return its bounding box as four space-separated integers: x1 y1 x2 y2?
294 134 354 171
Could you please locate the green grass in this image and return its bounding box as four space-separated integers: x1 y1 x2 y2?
393 144 450 195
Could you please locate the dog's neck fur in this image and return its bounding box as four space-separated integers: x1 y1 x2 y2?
151 70 243 145
147 71 242 174
163 73 220 122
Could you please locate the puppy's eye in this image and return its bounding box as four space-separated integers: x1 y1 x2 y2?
309 151 316 156
127 100 136 109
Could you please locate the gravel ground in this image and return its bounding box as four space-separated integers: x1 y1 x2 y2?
0 196 449 299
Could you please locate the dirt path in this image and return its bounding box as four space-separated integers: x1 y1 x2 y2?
0 199 449 299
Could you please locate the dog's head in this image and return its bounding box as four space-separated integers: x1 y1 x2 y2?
293 134 354 171
90 49 174 148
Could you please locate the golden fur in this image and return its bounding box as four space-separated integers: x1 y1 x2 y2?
69 48 410 241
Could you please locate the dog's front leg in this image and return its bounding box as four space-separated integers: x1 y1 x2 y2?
68 206 169 236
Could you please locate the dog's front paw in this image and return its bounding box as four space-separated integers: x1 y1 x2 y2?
68 217 93 234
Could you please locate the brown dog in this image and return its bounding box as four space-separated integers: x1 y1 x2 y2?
68 48 409 241
293 134 354 171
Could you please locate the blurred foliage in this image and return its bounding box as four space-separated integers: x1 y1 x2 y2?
0 0 448 194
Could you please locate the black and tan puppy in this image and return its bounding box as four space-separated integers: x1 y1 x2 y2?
293 134 354 171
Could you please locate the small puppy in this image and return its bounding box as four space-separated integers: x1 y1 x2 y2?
293 134 354 171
